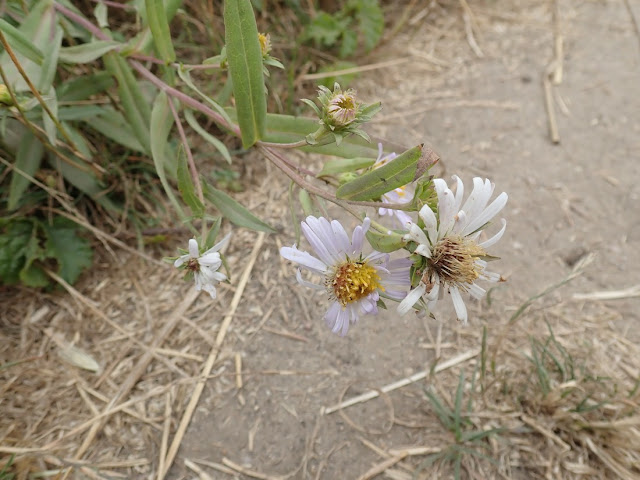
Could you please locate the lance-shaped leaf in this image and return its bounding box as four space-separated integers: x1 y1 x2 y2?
58 41 121 64
203 182 276 233
8 131 44 211
150 92 186 219
336 145 439 201
184 109 232 164
365 229 407 254
103 52 151 153
0 18 43 64
176 150 204 217
224 0 266 148
317 157 375 177
144 0 176 62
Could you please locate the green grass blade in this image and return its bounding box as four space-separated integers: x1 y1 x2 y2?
144 0 176 62
176 149 204 217
224 0 266 148
317 157 375 177
203 182 276 233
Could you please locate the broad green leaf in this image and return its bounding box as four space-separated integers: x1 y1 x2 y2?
0 220 34 285
103 52 151 153
224 0 266 148
43 217 93 285
150 91 186 219
176 150 204 216
0 18 44 64
123 0 182 57
337 145 437 201
86 108 145 152
317 157 375 177
8 130 44 210
145 0 176 62
57 72 114 102
57 106 107 121
365 229 407 253
58 41 121 64
357 0 384 51
184 109 232 164
203 182 276 233
20 222 48 287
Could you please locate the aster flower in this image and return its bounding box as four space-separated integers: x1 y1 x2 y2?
174 234 230 299
397 177 507 323
373 143 415 228
280 216 411 336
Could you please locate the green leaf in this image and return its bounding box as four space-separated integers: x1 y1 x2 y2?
41 89 58 145
57 72 114 102
356 0 384 51
336 144 435 201
339 29 358 59
317 157 375 177
0 18 44 64
0 220 33 285
43 217 93 285
145 0 176 62
150 91 186 219
58 41 121 64
177 149 204 216
365 229 407 253
224 0 267 148
94 2 109 27
203 182 276 233
8 130 44 210
38 28 63 92
85 108 145 152
177 68 235 127
184 109 232 164
204 216 222 249
20 224 48 288
103 52 151 153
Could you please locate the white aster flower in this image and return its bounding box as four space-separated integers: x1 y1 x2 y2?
174 234 230 299
397 176 507 323
280 216 412 336
374 143 414 228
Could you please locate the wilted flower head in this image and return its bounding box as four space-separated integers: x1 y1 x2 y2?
327 90 358 126
258 33 272 57
398 177 507 323
280 216 411 336
174 234 230 299
374 143 414 228
302 83 382 145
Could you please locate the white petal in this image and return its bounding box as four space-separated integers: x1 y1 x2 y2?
479 218 507 249
301 222 335 266
203 232 231 256
468 283 486 299
436 184 456 238
426 280 440 301
450 287 468 324
331 220 351 254
198 252 221 268
201 282 217 299
188 238 199 258
418 205 438 242
280 246 327 274
415 244 432 258
452 175 464 211
452 210 467 235
394 210 414 229
463 192 508 236
351 218 370 255
174 254 189 268
461 178 491 223
397 283 427 315
405 223 429 246
296 269 324 290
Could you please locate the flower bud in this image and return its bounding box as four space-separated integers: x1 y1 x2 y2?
0 84 12 105
326 90 358 127
258 33 272 57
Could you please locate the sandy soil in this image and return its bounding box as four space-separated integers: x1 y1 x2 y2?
2 0 639 479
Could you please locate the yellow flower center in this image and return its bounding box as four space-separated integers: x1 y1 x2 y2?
258 33 271 56
426 236 486 290
327 260 382 306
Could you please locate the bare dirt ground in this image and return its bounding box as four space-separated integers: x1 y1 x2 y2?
2 0 640 479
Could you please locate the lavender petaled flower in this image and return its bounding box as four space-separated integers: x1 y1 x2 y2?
280 216 411 336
